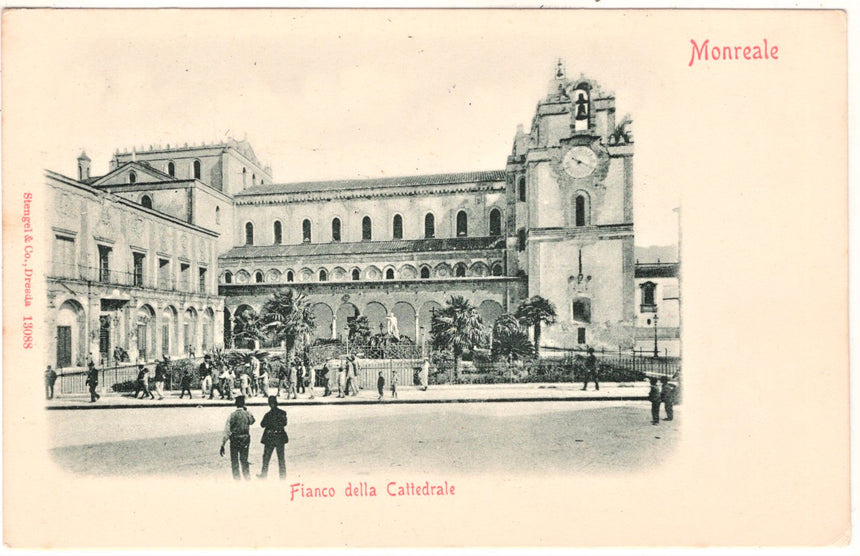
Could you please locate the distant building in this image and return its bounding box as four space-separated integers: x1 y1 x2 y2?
45 62 653 370
634 261 680 357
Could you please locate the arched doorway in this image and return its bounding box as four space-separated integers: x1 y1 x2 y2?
335 302 359 342
478 300 504 330
392 301 417 341
311 303 334 342
56 299 86 368
364 302 387 336
418 300 443 346
136 304 156 361
184 307 199 355
162 305 178 357
202 308 215 352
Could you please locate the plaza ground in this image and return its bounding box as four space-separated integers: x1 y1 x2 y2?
47 385 680 479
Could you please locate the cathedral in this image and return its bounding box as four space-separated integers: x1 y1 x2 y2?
45 63 638 370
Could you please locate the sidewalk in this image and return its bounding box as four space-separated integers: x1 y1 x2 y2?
46 382 649 410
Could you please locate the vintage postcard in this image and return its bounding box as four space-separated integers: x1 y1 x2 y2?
1 7 850 549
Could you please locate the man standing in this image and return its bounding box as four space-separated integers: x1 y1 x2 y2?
648 378 661 425
307 364 316 399
139 364 156 400
85 362 100 403
660 376 675 421
220 395 255 480
153 359 167 400
581 348 599 391
45 365 58 400
250 356 260 397
199 355 213 399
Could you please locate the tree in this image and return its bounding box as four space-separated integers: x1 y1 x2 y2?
514 296 558 358
491 313 535 363
430 295 486 382
232 307 264 350
259 290 316 366
347 315 371 346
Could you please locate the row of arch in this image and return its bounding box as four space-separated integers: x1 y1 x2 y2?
55 298 218 368
229 298 505 342
222 260 505 285
244 208 504 246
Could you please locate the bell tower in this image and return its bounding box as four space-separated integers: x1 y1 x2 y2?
507 61 635 350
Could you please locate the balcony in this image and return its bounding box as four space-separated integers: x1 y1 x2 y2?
49 261 202 294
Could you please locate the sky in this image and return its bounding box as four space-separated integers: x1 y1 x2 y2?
8 9 681 246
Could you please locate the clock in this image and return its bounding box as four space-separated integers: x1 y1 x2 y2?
562 146 598 179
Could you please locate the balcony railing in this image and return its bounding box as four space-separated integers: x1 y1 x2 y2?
50 262 209 295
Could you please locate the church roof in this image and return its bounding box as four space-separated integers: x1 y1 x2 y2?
635 262 679 278
235 170 506 196
220 236 506 260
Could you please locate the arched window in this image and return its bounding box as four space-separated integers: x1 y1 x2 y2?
331 218 341 242
420 266 431 279
286 270 294 283
224 271 232 284
362 216 372 241
141 195 152 209
273 221 282 245
455 263 467 277
640 281 657 312
573 298 592 323
167 161 175 177
425 213 435 238
351 268 360 281
254 271 263 283
491 263 504 276
489 208 502 236
385 268 395 280
517 228 526 251
242 167 247 187
128 171 137 184
456 211 468 237
518 176 526 202
302 219 312 243
252 173 256 185
193 160 201 180
215 206 220 225
319 269 328 282
393 214 403 239
575 195 587 227
245 222 254 246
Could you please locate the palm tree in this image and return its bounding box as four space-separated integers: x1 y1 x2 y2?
491 313 535 363
232 307 264 350
259 290 316 367
347 315 371 346
430 295 486 382
514 296 558 358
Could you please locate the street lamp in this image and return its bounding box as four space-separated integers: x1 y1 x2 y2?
652 313 659 358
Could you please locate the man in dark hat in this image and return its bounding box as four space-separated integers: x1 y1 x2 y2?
581 347 599 391
199 354 214 399
85 362 100 403
45 365 58 400
220 395 255 480
660 376 675 421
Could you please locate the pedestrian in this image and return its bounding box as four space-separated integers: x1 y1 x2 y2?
276 361 288 397
240 366 252 398
226 368 236 400
377 371 385 401
250 356 260 397
218 366 230 399
257 396 288 480
345 357 356 397
287 362 298 400
307 364 316 399
86 362 100 403
153 359 166 400
136 364 155 400
390 369 398 398
660 376 675 421
648 377 661 425
581 347 599 391
45 365 58 400
199 354 213 399
179 368 193 399
259 364 270 398
219 395 255 481
420 358 430 391
296 363 306 395
336 366 346 398
162 356 173 390
321 362 332 397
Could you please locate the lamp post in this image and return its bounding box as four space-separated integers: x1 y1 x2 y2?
652 313 659 358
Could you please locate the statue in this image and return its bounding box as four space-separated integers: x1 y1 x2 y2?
385 312 399 338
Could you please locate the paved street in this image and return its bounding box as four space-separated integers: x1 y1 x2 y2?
48 398 679 478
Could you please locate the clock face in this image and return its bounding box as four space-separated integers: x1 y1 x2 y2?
563 146 598 178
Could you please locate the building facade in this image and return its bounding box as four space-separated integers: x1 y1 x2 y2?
46 64 645 369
